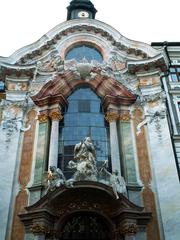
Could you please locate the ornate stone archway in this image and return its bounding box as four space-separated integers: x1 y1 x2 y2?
19 182 151 240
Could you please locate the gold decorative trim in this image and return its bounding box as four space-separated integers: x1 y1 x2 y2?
38 113 49 123
119 112 131 122
49 111 63 121
105 112 119 122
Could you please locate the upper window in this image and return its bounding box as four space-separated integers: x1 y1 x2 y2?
65 44 103 63
58 88 110 177
170 66 180 82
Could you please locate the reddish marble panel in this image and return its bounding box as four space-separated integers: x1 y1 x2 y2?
133 108 160 240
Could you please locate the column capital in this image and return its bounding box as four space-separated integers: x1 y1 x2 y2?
119 111 131 122
38 113 49 123
105 111 119 122
30 223 56 237
120 224 137 236
49 111 63 121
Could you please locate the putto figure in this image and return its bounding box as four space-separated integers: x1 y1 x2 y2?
68 137 97 181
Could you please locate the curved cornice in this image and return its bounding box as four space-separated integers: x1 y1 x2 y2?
31 69 136 108
2 19 161 65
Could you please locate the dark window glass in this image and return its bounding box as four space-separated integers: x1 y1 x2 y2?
78 100 90 112
0 81 5 91
65 45 103 63
170 66 180 82
58 88 110 177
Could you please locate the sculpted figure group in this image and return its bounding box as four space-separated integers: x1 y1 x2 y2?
46 137 127 199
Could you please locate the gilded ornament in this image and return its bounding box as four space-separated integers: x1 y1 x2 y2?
49 111 63 121
38 114 48 123
119 112 131 122
105 112 119 122
120 224 137 236
30 224 56 236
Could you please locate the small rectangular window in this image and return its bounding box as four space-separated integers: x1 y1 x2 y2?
171 74 178 82
78 100 90 112
0 81 5 92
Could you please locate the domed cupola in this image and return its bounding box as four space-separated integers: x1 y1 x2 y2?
67 0 97 20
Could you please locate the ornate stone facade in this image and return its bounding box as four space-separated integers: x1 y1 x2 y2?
0 1 179 240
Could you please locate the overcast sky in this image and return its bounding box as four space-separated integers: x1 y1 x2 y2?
0 0 179 57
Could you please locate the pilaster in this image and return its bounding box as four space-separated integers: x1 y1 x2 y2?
48 109 63 169
105 111 121 173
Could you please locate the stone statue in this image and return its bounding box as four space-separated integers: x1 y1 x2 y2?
68 137 97 181
101 167 127 199
74 137 96 164
46 166 66 192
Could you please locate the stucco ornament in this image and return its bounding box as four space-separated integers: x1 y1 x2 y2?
136 98 166 136
0 103 31 142
68 137 98 181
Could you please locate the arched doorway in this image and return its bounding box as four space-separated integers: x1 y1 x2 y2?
60 212 110 240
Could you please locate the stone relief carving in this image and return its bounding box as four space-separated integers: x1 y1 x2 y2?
136 99 166 136
0 99 34 143
109 52 126 71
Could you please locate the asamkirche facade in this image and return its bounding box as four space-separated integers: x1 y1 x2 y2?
0 0 180 240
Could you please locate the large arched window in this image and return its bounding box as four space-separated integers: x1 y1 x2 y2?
65 44 103 63
58 88 110 177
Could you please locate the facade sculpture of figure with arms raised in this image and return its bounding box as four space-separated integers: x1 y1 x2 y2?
68 137 98 181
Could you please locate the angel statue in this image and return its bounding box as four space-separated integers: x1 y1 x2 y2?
100 163 127 199
46 166 66 192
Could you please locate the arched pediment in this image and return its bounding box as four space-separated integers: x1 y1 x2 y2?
31 68 136 109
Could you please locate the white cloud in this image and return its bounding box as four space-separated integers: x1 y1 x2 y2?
0 0 179 57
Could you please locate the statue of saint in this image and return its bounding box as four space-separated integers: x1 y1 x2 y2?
68 137 97 181
74 137 96 163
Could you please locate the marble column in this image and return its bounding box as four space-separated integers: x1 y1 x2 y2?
105 112 121 173
48 110 63 169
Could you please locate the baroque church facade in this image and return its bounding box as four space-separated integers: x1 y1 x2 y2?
0 0 180 239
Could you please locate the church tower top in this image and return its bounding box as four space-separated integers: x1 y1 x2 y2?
67 0 97 20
